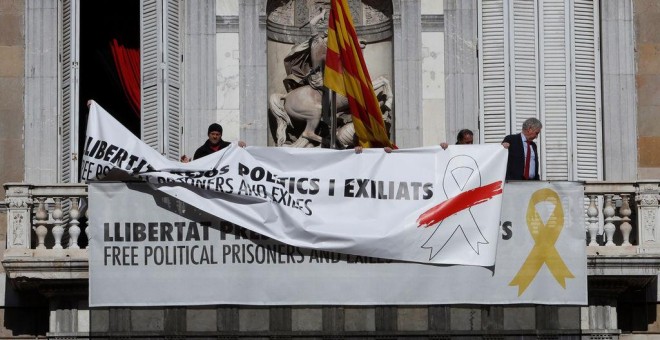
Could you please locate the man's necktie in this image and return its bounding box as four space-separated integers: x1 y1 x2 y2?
523 140 531 180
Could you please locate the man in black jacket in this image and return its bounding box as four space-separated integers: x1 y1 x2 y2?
501 118 542 181
180 123 246 162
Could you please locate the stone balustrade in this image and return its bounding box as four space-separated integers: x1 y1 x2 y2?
4 183 88 251
583 181 660 255
2 183 89 283
2 181 660 281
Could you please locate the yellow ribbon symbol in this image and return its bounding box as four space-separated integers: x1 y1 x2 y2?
509 188 574 296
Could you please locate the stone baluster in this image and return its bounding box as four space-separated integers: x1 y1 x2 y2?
3 183 32 249
603 195 616 246
34 197 48 249
586 195 599 246
51 197 64 250
68 197 81 249
619 194 632 246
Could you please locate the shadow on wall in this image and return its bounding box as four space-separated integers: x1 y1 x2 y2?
3 278 49 336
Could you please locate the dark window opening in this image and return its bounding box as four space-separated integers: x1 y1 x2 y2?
79 0 140 143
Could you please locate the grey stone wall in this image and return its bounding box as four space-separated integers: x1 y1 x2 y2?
0 0 49 337
88 305 582 337
443 0 479 144
0 0 25 194
602 0 637 181
634 0 660 179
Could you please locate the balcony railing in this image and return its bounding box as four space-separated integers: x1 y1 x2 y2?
583 181 660 255
2 181 660 283
2 183 89 283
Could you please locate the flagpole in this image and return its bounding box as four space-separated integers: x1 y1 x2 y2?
330 90 337 149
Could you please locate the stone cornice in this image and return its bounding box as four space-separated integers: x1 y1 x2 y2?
216 15 239 33
588 252 660 276
2 249 89 290
266 19 393 44
422 14 444 32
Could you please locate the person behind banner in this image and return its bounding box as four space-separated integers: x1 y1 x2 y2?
353 133 393 154
501 117 542 181
440 129 474 150
180 123 246 162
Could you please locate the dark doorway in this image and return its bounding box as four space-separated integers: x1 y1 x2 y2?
79 0 140 140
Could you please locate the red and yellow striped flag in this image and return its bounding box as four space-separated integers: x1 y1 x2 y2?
323 0 394 148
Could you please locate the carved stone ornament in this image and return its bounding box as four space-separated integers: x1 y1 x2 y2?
267 0 394 148
637 184 660 207
363 0 392 25
267 0 392 44
5 185 30 197
636 193 660 207
638 183 660 193
268 0 295 26
11 212 26 246
5 197 30 209
642 208 657 243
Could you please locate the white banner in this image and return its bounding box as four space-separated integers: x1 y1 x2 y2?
83 102 507 266
88 181 586 306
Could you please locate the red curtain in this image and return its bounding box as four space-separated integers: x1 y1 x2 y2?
110 38 140 117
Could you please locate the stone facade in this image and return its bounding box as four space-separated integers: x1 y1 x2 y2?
85 305 584 337
0 0 24 198
1 0 660 338
0 1 43 336
635 0 660 179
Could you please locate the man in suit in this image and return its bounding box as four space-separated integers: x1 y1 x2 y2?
501 118 543 181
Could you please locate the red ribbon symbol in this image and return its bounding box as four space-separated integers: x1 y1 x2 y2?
419 155 503 260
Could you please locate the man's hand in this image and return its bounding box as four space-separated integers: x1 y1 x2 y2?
440 142 449 150
238 141 247 148
384 147 392 153
180 155 190 163
354 146 363 154
501 142 510 149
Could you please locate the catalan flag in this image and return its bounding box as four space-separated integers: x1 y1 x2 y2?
323 0 394 148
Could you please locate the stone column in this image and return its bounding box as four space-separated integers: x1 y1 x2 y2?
393 0 423 148
239 0 268 146
601 0 637 180
183 0 218 154
587 301 618 331
443 0 479 142
3 183 32 249
44 287 89 337
636 183 660 247
25 0 59 184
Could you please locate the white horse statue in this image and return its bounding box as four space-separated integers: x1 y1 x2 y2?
268 9 393 148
